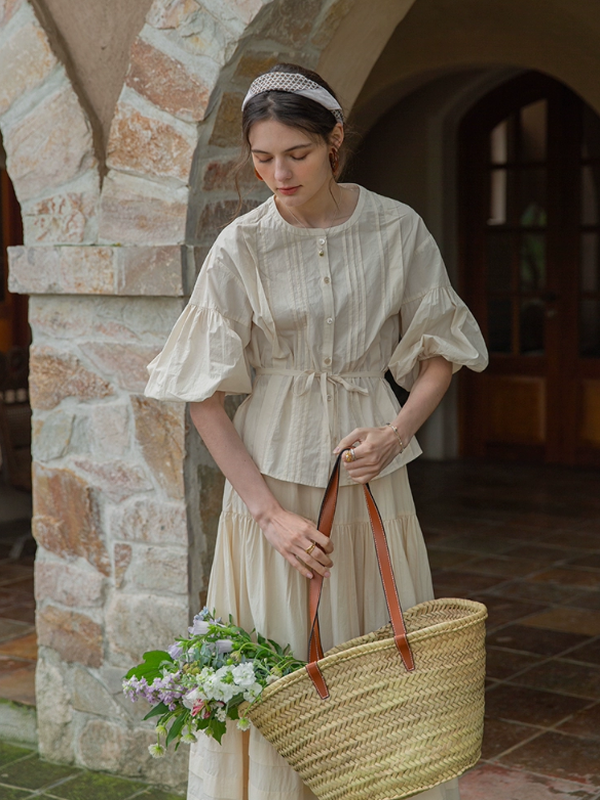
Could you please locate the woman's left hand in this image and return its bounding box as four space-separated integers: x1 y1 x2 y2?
333 426 405 484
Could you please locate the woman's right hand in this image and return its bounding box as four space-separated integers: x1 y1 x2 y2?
258 506 334 580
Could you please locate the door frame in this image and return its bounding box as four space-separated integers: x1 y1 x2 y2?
458 71 600 466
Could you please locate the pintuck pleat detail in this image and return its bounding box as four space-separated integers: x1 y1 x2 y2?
186 469 460 800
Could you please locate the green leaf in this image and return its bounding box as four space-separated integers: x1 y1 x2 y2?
166 712 187 747
267 639 284 655
143 702 169 720
143 649 173 663
124 650 173 680
211 720 227 744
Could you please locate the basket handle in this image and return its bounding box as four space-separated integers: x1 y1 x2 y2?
306 452 415 699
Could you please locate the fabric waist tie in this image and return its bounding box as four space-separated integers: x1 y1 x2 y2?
254 367 386 447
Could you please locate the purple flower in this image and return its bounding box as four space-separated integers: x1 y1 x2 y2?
189 617 209 636
168 643 184 659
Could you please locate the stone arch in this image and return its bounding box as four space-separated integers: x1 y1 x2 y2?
350 0 600 133
0 0 100 245
97 0 420 247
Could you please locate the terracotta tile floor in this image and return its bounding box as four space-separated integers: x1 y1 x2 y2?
408 459 600 800
2 461 600 798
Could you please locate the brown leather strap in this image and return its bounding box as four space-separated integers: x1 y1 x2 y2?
305 661 329 700
308 456 341 664
307 452 415 697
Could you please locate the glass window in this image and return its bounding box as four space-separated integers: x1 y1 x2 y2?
519 168 547 226
580 299 600 358
490 119 508 164
520 234 546 291
487 233 514 292
582 106 600 161
520 299 545 355
488 169 507 225
581 165 599 226
520 100 547 162
488 298 512 353
581 233 598 293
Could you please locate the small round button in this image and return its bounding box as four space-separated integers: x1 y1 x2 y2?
326 317 333 324
324 276 330 284
324 357 332 365
318 251 325 257
318 238 326 245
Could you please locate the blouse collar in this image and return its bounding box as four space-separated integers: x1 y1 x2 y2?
267 183 365 235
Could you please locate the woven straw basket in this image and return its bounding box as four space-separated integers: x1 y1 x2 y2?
244 455 487 800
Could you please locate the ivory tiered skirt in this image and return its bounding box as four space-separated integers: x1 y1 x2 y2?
186 467 460 800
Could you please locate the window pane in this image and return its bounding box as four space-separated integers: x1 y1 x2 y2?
520 100 547 162
520 299 545 355
580 299 600 358
488 298 512 353
520 234 546 291
582 105 600 160
489 169 507 225
490 119 508 164
581 165 599 226
581 233 599 293
487 233 513 292
520 168 547 226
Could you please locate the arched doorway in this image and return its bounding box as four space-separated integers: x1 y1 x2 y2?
460 71 600 466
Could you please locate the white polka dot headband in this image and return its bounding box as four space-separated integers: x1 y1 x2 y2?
241 72 344 124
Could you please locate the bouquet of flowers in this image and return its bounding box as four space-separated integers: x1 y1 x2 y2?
122 608 305 757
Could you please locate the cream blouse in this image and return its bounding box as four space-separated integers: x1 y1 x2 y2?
145 185 488 488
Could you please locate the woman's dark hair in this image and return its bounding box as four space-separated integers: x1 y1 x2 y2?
233 63 349 211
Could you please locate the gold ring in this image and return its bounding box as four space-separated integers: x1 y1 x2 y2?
343 449 354 463
305 542 316 555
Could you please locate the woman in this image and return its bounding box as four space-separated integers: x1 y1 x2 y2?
145 63 488 800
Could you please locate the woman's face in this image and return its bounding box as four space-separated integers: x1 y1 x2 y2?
249 118 342 211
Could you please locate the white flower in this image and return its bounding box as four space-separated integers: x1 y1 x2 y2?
243 682 262 703
148 743 166 758
201 666 238 703
216 639 233 654
215 707 227 722
183 687 203 710
182 733 197 744
266 674 279 685
231 663 256 688
237 717 250 731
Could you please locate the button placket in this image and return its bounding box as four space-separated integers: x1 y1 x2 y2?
319 236 335 372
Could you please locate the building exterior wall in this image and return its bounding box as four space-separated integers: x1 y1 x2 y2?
2 0 600 786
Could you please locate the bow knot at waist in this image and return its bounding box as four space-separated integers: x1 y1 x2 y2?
254 367 384 399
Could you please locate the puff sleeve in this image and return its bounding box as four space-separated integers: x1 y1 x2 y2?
144 240 253 403
388 213 488 390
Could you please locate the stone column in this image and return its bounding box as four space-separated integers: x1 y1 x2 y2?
10 247 201 789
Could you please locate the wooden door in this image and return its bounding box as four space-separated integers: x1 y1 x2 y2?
460 72 600 466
